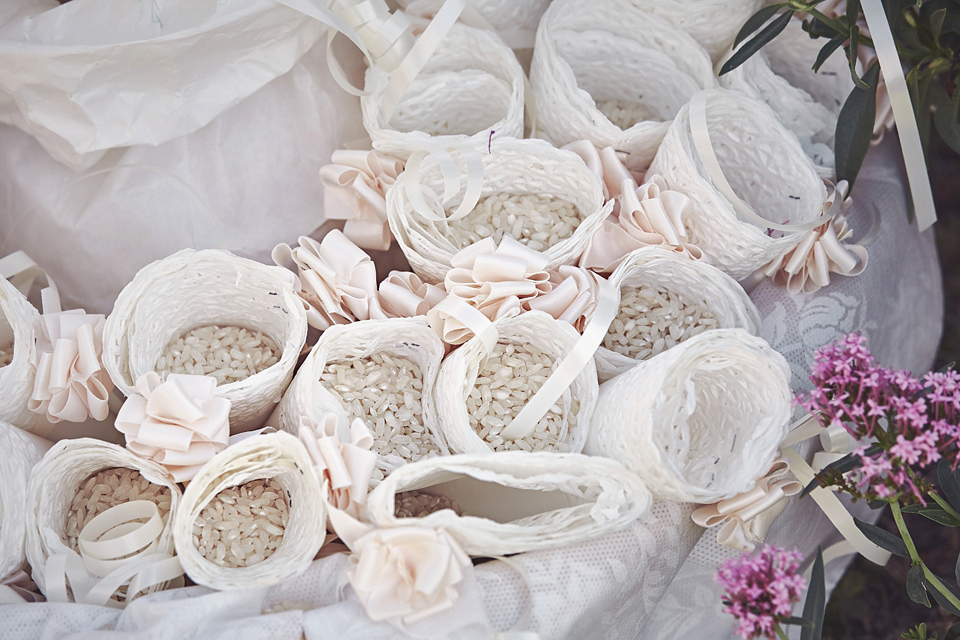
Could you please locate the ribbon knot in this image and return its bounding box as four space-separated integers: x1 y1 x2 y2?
522 266 603 332
298 414 378 520
579 175 702 273
378 271 447 318
561 141 635 201
28 287 112 423
115 372 231 483
691 456 802 552
320 148 405 251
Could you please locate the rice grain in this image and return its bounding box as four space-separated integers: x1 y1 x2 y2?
394 490 462 519
446 193 582 253
156 324 279 385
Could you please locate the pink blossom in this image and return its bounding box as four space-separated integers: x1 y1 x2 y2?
717 546 806 640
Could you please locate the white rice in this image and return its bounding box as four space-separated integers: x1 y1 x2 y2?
156 324 280 386
65 468 173 552
192 477 288 569
0 344 12 368
603 285 718 360
320 353 439 465
446 193 582 253
595 98 660 129
394 490 462 519
466 341 574 453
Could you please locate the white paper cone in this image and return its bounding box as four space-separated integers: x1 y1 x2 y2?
0 421 49 581
0 277 44 432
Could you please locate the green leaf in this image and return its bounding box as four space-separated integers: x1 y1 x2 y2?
900 503 960 526
937 457 960 513
930 8 946 44
720 10 795 76
733 3 787 48
854 517 910 557
845 25 867 89
922 575 960 617
834 62 880 187
956 552 960 586
908 565 933 607
945 621 960 640
783 616 811 627
813 35 847 73
801 547 826 640
935 86 960 156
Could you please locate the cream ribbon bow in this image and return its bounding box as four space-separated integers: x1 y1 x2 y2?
0 570 43 604
28 288 112 423
114 372 231 483
273 230 387 331
691 457 803 552
760 183 868 294
320 148 405 252
379 271 447 318
561 141 635 201
298 414 378 521
428 237 552 345
522 266 603 332
579 176 702 273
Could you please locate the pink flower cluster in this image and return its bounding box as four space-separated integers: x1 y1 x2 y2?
717 545 807 640
798 333 960 502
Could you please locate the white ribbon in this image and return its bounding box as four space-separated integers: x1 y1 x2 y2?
0 570 43 604
298 414 378 520
400 144 486 223
0 251 58 301
379 271 448 318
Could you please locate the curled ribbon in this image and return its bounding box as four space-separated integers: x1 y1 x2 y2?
579 176 702 273
522 266 603 332
28 287 112 423
428 237 552 345
561 141 635 201
378 271 447 318
44 500 184 608
320 148 406 252
114 373 231 483
298 414 378 521
273 230 387 331
691 457 803 552
760 183 868 294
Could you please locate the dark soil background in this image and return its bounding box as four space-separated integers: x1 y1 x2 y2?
821 138 960 639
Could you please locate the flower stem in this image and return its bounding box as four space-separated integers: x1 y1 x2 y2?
891 500 960 613
775 623 790 640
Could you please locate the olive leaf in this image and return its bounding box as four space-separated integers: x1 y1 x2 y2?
854 517 910 557
720 10 795 76
834 61 880 187
800 547 825 640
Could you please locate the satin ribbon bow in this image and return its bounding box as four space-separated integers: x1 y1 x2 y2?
0 570 43 604
320 148 406 252
379 271 447 318
273 230 387 331
28 288 112 423
522 266 603 332
579 176 702 273
298 414 378 520
427 237 552 345
115 372 231 483
328 507 473 628
561 141 636 201
691 457 803 552
760 183 868 294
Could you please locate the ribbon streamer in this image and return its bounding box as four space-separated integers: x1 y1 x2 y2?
0 251 58 301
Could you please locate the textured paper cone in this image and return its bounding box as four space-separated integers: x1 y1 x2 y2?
102 249 308 432
398 0 549 38
0 276 44 432
595 247 762 381
276 317 446 475
388 137 613 283
530 0 717 173
434 311 597 455
173 431 324 590
366 451 651 555
25 438 182 597
361 21 524 158
647 87 827 280
586 328 792 504
0 421 49 581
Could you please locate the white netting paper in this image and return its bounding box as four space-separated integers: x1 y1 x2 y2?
648 87 828 279
434 310 598 455
0 421 48 581
102 249 308 432
276 317 447 477
365 451 652 556
530 0 717 173
586 328 793 503
387 137 613 283
399 0 549 45
361 21 524 158
0 275 43 431
24 438 182 598
596 247 762 381
173 431 326 590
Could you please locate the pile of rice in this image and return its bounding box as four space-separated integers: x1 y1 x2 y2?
192 478 288 569
595 98 660 129
65 468 173 552
394 490 463 519
466 341 575 452
320 353 439 465
156 325 280 385
602 285 718 360
446 193 582 253
0 344 12 367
